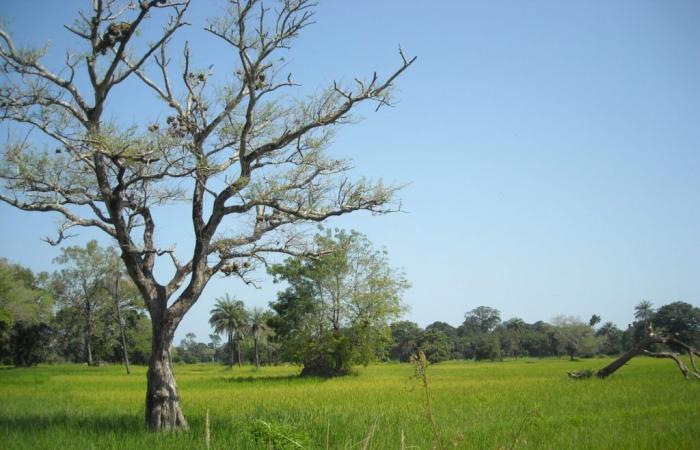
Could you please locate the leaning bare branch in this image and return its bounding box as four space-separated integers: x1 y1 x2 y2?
578 333 700 381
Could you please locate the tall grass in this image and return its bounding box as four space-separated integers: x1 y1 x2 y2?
1 358 699 449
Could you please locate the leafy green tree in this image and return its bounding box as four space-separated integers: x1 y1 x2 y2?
589 314 601 328
473 333 502 361
173 332 213 363
653 301 700 348
595 321 623 355
552 316 597 360
52 240 143 366
125 315 152 364
0 0 413 431
209 295 248 368
425 321 458 337
269 229 408 376
462 306 501 335
389 321 422 362
501 318 527 358
425 321 460 359
418 329 452 363
0 259 53 366
53 241 109 365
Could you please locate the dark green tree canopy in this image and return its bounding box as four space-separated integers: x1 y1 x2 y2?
462 306 501 335
653 301 700 347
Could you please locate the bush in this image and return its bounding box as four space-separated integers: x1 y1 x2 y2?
300 334 353 377
248 419 311 449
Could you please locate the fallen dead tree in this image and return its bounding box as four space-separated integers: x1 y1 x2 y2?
568 333 700 380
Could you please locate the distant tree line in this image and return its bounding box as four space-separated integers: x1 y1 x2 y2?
2 237 699 373
388 302 700 363
0 242 151 368
168 298 700 371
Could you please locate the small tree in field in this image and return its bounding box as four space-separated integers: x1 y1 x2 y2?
53 240 132 367
268 229 408 376
0 0 414 430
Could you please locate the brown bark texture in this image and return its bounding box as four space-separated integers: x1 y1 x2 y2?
145 330 187 431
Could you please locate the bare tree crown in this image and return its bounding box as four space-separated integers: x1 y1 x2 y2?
0 0 415 327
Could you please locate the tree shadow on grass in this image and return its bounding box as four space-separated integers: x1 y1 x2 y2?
0 412 140 434
219 373 330 384
220 373 300 383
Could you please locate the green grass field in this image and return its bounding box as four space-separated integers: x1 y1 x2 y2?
1 357 698 449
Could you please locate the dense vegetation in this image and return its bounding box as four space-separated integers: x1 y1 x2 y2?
2 242 699 373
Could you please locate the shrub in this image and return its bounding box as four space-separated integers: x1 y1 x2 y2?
248 419 311 449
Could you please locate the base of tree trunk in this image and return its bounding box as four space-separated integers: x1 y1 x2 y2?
145 350 188 431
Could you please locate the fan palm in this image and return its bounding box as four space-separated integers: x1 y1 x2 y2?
634 300 655 324
209 294 248 368
249 307 269 370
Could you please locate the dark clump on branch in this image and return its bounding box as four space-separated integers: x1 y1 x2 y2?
95 22 132 55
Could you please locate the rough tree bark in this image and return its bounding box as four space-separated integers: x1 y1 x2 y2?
146 318 186 430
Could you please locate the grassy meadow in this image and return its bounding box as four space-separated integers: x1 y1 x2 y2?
1 357 699 449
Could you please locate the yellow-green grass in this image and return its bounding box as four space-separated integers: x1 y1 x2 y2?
1 358 699 449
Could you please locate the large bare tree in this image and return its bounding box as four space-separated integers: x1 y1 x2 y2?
0 0 414 431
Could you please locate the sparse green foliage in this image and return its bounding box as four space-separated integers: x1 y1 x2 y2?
269 229 408 376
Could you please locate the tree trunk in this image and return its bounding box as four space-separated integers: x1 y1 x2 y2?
145 329 187 431
254 337 260 369
113 276 131 375
85 323 94 366
228 332 233 368
84 295 94 366
595 334 700 380
596 335 658 378
236 339 242 368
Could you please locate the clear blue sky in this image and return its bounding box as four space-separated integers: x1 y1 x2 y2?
1 1 699 343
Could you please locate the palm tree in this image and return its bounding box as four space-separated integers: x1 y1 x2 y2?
248 307 269 370
634 300 655 325
209 295 248 368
